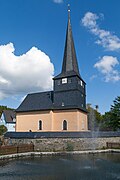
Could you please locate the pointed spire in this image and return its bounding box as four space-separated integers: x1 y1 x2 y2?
61 5 80 76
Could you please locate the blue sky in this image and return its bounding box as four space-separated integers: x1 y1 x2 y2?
0 0 120 114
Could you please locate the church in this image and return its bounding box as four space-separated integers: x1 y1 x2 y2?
16 9 88 132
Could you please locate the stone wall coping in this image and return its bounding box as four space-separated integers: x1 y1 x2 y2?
4 131 120 139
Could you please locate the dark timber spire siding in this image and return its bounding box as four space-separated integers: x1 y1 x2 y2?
62 10 80 76
54 8 82 79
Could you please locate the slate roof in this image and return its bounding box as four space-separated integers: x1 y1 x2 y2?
16 91 54 112
53 70 78 79
53 105 87 113
54 9 81 80
16 90 87 113
53 71 86 84
2 110 16 123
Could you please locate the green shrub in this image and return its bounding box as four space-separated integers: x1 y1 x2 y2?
66 142 74 151
0 125 7 135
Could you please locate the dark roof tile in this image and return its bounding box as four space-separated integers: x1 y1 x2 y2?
2 110 16 123
16 91 54 112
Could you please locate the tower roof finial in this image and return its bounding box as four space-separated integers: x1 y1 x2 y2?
68 4 70 12
68 4 70 19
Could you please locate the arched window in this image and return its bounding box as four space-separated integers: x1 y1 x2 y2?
39 120 42 130
63 120 67 130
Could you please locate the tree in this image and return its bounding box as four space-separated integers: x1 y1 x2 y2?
0 125 7 135
100 112 113 131
109 96 120 131
101 96 120 131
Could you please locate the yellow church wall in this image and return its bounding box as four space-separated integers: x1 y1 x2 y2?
77 110 88 131
53 110 78 131
16 109 88 132
52 110 88 131
16 111 52 132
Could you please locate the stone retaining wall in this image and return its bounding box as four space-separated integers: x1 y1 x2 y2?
5 137 120 152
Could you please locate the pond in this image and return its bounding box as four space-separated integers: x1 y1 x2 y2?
0 153 120 180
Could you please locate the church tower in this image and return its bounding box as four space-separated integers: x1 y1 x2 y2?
53 7 86 113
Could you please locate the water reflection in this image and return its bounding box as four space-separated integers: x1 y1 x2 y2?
0 160 9 167
0 153 120 180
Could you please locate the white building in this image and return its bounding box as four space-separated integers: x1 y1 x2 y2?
0 110 16 132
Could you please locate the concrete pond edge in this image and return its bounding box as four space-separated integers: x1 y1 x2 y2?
0 149 120 160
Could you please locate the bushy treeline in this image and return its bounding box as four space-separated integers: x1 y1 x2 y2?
87 96 120 131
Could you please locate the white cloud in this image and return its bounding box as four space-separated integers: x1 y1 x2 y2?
0 43 54 100
90 74 97 81
94 56 120 82
81 12 120 51
53 0 63 3
82 12 99 28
